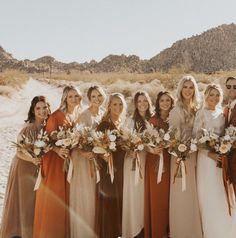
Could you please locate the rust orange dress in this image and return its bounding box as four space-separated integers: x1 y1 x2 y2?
144 116 171 238
95 120 126 238
33 110 71 238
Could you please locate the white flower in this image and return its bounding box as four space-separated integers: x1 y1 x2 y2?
92 146 107 154
219 143 231 154
34 148 41 156
178 144 187 153
223 135 231 141
137 144 144 151
190 143 197 152
34 140 46 148
55 140 63 147
109 142 116 151
63 138 72 147
164 133 170 141
109 134 116 142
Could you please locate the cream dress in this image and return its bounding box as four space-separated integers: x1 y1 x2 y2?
193 108 236 238
169 106 203 238
122 118 146 238
70 108 103 238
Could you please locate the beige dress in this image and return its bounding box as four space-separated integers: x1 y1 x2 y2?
169 106 202 238
0 123 39 238
70 108 103 238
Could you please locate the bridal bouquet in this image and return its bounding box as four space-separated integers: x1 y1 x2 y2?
92 129 118 183
15 129 51 190
74 124 101 182
141 122 176 183
15 128 51 161
118 127 144 180
168 138 198 191
50 126 79 172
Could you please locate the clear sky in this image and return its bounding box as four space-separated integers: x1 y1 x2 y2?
1 0 236 63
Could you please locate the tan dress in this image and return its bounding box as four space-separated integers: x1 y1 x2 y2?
0 123 39 238
70 108 103 238
169 106 202 238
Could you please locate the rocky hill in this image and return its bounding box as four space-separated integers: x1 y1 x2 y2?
1 23 236 74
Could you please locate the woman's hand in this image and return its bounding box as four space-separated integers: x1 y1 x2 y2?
31 157 41 166
126 151 136 159
208 151 219 161
148 147 163 155
79 150 94 160
54 147 69 160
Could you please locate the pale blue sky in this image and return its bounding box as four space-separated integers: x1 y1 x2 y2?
1 0 236 63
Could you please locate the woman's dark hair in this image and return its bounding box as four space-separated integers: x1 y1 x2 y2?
132 91 153 132
25 96 51 123
226 76 236 84
155 91 174 117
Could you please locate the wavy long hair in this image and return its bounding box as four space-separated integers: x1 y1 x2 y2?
101 93 127 124
59 85 82 113
132 91 154 132
155 91 174 117
176 75 200 110
25 96 51 123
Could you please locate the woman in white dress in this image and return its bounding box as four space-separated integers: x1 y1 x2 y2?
193 84 236 238
70 86 106 238
122 91 154 238
169 75 203 238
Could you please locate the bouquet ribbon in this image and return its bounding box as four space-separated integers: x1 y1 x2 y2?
67 158 73 183
157 152 164 184
107 153 114 183
34 161 45 191
134 152 143 185
173 158 187 192
89 158 100 183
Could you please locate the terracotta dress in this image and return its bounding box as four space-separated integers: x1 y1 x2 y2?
95 120 126 238
224 103 236 196
122 118 146 238
144 116 171 238
33 110 71 238
169 106 202 238
70 108 103 238
0 123 39 238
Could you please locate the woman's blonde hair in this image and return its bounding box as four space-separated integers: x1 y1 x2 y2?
176 75 200 110
102 93 127 123
59 86 82 113
204 83 223 107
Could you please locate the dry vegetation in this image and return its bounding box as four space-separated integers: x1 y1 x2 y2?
1 68 236 99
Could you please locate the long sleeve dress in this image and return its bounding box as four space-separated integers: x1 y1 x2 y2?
95 119 126 238
144 115 171 238
33 110 71 238
122 118 146 238
70 108 103 238
169 106 202 238
193 108 236 238
0 123 40 238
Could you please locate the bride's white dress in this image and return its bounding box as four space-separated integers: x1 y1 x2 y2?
193 108 236 238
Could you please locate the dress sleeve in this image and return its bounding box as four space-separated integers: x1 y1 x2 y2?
192 109 205 139
46 113 58 134
169 107 181 130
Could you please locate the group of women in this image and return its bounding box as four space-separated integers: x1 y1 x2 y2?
1 75 236 238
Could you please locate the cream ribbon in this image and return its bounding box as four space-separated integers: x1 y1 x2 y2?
67 159 73 183
34 167 42 191
93 158 100 183
157 153 164 184
180 160 186 192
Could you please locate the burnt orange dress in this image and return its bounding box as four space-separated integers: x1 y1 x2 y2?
144 116 171 238
33 110 70 238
